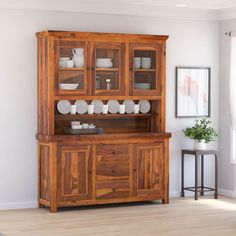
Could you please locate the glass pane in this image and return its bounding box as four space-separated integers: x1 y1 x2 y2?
134 71 156 90
134 50 156 69
59 71 84 90
96 48 119 68
96 72 119 90
133 50 157 90
59 47 85 91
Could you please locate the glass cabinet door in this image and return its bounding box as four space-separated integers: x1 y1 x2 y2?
55 41 89 95
130 44 162 96
93 43 124 95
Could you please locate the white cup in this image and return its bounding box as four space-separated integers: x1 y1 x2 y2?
134 57 141 69
71 121 81 129
102 105 109 114
142 57 152 69
119 104 126 114
66 60 74 68
82 123 89 129
70 105 77 114
133 104 140 114
60 57 70 68
88 105 94 114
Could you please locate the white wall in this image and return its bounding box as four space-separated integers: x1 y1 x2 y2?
219 19 236 196
0 9 219 209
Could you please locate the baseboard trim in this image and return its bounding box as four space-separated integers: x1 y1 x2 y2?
1 189 234 210
0 201 38 210
219 188 236 198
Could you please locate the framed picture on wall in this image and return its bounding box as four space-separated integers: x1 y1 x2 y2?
176 67 211 118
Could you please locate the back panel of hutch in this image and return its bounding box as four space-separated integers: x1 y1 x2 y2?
36 30 171 212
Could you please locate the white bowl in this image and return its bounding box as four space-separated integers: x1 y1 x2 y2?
96 58 113 68
96 62 113 68
96 58 112 63
59 83 79 90
135 83 151 90
71 125 82 130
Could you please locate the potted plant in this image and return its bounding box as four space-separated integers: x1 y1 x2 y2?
183 119 218 150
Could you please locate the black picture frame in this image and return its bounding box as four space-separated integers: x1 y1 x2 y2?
175 66 211 118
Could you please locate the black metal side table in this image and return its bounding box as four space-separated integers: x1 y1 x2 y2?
181 149 218 200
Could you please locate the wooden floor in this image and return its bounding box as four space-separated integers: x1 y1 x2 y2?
0 197 236 236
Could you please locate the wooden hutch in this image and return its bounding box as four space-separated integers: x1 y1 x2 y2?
36 30 171 213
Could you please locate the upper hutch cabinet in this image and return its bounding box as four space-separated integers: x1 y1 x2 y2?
130 44 162 96
55 40 90 95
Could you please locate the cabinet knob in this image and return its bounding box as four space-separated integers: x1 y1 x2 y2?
112 151 116 154
112 170 116 174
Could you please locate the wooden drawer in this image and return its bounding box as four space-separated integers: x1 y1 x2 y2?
96 144 130 156
96 144 133 199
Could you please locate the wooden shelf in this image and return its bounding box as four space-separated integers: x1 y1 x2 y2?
54 95 162 101
96 68 119 72
55 113 152 120
60 68 84 71
134 69 156 72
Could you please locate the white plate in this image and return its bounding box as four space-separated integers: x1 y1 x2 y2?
123 100 135 114
74 100 88 114
107 100 119 114
91 100 104 114
138 100 151 114
57 100 71 115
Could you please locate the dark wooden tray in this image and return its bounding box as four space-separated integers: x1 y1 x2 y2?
64 127 104 135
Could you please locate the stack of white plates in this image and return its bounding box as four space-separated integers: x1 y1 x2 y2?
96 58 113 68
135 83 151 90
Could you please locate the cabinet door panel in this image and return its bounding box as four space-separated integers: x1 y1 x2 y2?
55 40 90 95
134 144 164 196
96 144 132 199
92 42 125 96
58 145 92 201
130 44 162 96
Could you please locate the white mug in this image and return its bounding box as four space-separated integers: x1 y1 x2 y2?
66 60 74 68
119 104 126 114
142 57 152 69
134 57 141 69
70 105 77 114
88 105 94 114
102 105 109 114
60 57 70 68
133 104 140 114
82 123 89 129
71 121 81 129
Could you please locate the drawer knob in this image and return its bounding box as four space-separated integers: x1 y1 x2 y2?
112 151 116 154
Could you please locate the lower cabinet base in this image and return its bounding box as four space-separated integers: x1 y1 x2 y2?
38 135 170 213
39 195 169 213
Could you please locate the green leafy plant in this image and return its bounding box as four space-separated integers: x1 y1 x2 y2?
183 119 218 143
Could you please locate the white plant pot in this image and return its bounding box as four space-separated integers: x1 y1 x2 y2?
194 140 207 150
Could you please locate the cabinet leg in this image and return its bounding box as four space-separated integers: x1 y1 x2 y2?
50 205 57 213
38 203 43 208
162 197 169 204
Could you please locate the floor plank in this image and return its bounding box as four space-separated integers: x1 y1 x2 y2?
0 197 236 236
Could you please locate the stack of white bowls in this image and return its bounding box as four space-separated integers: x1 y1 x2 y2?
96 58 113 68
